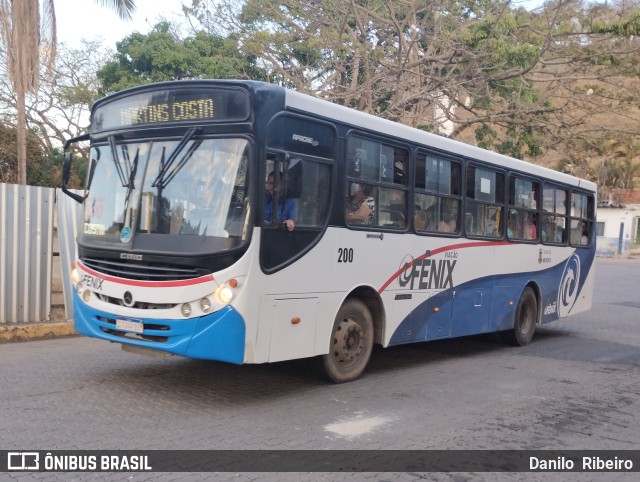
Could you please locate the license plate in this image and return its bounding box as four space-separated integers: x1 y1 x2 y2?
115 317 144 334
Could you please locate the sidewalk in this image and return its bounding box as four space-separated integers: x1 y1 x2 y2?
0 321 76 343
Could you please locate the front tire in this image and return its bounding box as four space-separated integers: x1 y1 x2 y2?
505 286 537 346
321 299 374 383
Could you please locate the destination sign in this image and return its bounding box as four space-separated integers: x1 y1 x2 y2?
92 88 250 132
119 98 215 125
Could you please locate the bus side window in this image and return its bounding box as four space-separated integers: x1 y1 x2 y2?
414 152 461 235
465 165 504 238
569 192 593 247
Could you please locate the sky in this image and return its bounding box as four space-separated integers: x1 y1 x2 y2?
55 0 546 49
54 0 186 49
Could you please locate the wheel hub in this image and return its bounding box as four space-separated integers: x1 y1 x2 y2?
333 318 364 367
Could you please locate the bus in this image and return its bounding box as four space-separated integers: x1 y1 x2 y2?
61 80 597 383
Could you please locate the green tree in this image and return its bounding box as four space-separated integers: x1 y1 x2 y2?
0 0 135 185
97 22 265 94
0 121 45 184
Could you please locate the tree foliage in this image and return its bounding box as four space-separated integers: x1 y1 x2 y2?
0 122 87 187
184 0 640 165
1 40 108 154
2 0 638 188
97 22 266 94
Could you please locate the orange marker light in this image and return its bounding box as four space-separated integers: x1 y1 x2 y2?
228 278 238 288
291 317 301 325
433 307 440 313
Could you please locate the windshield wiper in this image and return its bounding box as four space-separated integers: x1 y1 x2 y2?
109 135 129 187
151 127 201 189
121 148 141 230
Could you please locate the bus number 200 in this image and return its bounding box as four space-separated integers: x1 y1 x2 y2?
338 248 354 263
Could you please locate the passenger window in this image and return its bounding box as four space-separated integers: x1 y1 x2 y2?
542 185 568 245
346 135 408 229
465 165 505 238
414 152 461 234
569 192 594 247
507 176 539 242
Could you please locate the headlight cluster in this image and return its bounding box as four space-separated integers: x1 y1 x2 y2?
180 278 239 318
71 266 91 302
73 261 240 319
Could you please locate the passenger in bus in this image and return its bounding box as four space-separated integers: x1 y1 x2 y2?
580 221 589 245
524 214 537 240
346 183 375 224
542 217 562 243
415 206 437 231
541 217 552 243
438 213 456 233
264 172 297 231
414 209 427 230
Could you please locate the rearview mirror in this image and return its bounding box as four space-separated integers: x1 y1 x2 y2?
62 152 72 186
61 133 90 204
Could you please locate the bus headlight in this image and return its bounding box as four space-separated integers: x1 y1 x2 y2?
216 286 233 304
200 297 212 313
71 268 80 283
181 303 192 317
82 289 91 303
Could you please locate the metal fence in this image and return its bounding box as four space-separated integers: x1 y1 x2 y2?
0 183 55 323
56 188 82 321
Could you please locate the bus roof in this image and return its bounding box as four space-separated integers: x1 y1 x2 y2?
284 88 597 193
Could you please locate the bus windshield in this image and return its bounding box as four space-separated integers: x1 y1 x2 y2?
82 136 251 252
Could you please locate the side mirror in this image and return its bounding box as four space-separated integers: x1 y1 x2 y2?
62 152 72 186
61 133 90 204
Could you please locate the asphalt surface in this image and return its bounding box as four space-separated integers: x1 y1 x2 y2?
1 258 639 481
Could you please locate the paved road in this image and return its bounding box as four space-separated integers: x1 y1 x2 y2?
1 258 639 481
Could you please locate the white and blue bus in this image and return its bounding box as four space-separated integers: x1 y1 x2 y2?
62 80 596 382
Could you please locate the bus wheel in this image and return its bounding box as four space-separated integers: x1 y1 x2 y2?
506 286 537 346
321 299 374 383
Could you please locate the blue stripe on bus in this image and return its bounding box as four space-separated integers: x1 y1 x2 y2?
389 248 594 346
72 291 246 364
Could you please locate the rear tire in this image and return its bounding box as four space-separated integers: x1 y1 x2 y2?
504 286 537 346
321 299 374 383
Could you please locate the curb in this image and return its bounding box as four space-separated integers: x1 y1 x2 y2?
0 322 77 343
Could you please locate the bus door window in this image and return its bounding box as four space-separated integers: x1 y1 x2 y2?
263 153 300 231
414 152 461 235
261 151 332 270
465 165 505 238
